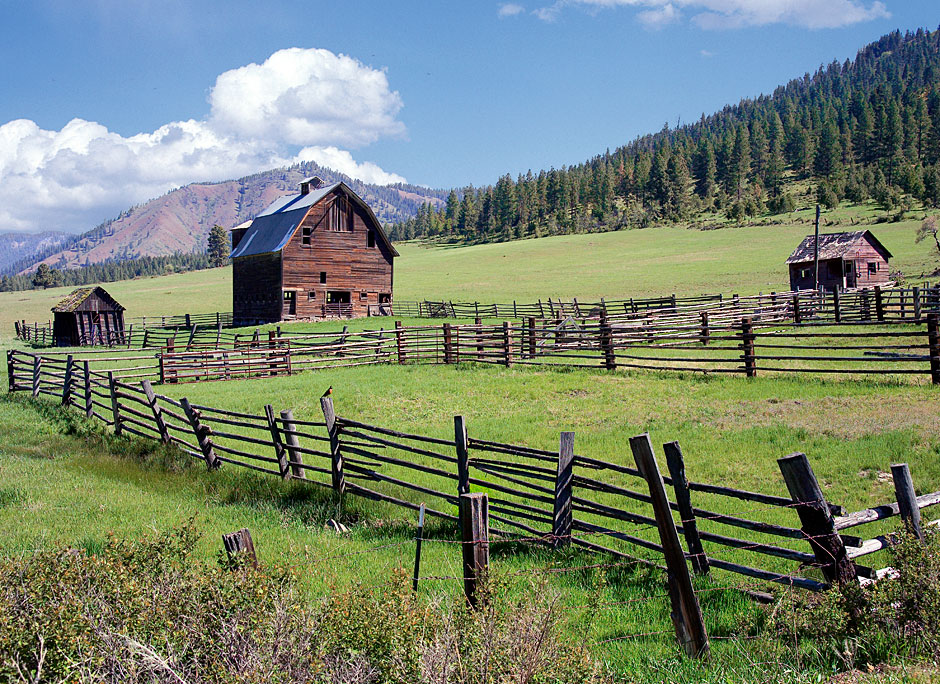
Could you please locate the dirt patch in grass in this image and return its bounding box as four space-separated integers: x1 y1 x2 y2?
712 394 940 440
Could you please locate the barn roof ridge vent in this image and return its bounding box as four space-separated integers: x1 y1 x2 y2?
300 176 326 195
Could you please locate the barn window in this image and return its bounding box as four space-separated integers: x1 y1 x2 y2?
329 196 352 232
868 262 878 275
308 291 316 300
798 267 810 278
301 225 312 246
368 230 375 248
359 292 369 301
320 271 327 284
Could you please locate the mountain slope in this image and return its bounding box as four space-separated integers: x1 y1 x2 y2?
20 162 446 274
0 231 73 274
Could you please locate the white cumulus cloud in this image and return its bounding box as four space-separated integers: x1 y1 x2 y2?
534 0 890 28
0 47 407 234
498 3 526 17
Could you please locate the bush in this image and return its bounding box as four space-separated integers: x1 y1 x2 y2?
0 521 606 684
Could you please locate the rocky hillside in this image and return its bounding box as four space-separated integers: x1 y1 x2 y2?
19 161 446 274
0 231 73 275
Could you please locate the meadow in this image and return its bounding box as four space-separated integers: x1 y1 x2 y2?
2 201 940 681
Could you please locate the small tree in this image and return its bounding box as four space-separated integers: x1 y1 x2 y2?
207 225 230 267
916 215 940 273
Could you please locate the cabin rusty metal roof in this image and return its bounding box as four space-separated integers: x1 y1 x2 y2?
230 181 398 258
785 230 892 264
52 286 125 313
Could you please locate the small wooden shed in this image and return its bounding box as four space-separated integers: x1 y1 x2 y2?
786 230 892 291
52 286 126 347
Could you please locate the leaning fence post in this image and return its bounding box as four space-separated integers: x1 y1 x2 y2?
108 371 122 436
664 441 709 576
778 453 857 585
61 354 74 406
454 415 470 497
740 318 756 378
141 380 170 445
891 463 923 541
279 409 306 479
552 432 575 548
928 314 940 385
31 356 41 398
459 492 489 608
264 404 289 479
180 397 219 469
83 362 93 418
630 434 709 659
320 395 345 495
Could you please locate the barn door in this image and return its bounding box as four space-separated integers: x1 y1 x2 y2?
282 291 296 317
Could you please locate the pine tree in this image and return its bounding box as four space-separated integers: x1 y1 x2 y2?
207 225 230 267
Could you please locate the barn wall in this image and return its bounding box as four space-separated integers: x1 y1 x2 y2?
842 241 891 288
233 253 282 325
281 189 394 319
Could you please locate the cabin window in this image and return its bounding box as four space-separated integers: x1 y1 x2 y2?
308 291 316 300
359 291 369 301
868 262 878 275
320 271 327 284
329 196 353 232
301 225 312 246
798 267 810 278
368 230 375 248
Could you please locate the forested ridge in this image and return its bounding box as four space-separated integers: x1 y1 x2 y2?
390 28 940 244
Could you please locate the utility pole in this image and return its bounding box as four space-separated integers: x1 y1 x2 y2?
813 204 821 292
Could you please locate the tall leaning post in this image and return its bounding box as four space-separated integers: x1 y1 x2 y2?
459 492 490 608
454 415 470 498
264 404 289 480
778 453 857 585
141 379 170 445
31 355 41 398
928 314 940 385
83 361 93 418
630 434 709 660
180 397 219 470
891 463 923 541
61 354 74 407
280 409 306 479
320 395 345 495
552 432 575 548
663 441 709 576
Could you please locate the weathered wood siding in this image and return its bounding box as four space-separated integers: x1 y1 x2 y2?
788 236 890 291
53 290 125 346
281 188 394 319
842 240 891 288
233 252 282 325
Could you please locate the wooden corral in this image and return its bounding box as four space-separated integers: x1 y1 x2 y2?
787 230 892 291
231 177 397 325
52 286 126 347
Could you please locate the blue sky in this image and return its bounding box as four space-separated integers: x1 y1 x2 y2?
0 0 937 233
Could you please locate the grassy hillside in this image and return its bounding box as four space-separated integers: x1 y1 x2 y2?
1 201 936 343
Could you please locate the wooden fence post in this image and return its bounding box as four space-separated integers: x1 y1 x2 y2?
791 295 802 325
452 325 460 364
552 432 575 548
31 356 41 398
502 322 512 367
630 434 709 659
928 314 940 385
279 409 306 479
395 321 405 364
913 287 921 320
891 463 922 540
413 503 426 592
6 350 14 392
833 287 842 323
527 317 536 359
740 318 756 378
83 362 93 418
141 380 170 445
459 492 489 608
699 312 710 346
180 397 219 469
222 528 257 567
321 395 345 495
663 441 709 576
108 372 122 436
443 323 454 364
599 311 616 370
861 289 871 320
455 415 470 496
61 355 74 406
778 453 856 585
264 404 289 479
874 286 884 322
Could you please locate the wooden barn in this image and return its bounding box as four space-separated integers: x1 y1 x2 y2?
230 177 397 325
786 230 892 291
52 286 126 347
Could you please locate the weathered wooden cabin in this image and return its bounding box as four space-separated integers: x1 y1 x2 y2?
230 177 397 325
52 286 126 347
786 230 892 291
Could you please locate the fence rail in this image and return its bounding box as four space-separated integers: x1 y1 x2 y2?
8 348 940 599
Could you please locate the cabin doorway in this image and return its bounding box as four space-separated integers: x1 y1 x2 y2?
283 291 296 317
